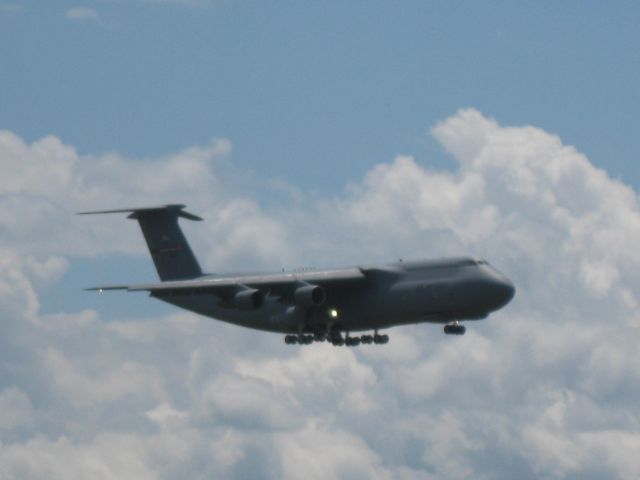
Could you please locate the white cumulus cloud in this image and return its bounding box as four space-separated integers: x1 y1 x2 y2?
1 109 639 479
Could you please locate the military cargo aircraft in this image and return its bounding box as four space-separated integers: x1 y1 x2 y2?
79 205 515 346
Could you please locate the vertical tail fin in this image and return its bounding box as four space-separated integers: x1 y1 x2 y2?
78 204 203 281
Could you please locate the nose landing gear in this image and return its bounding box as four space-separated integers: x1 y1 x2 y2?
444 321 466 335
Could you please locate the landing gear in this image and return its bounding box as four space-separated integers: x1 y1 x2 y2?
344 335 361 347
284 334 314 344
373 333 389 344
360 334 374 344
285 330 390 346
444 322 466 335
314 332 328 342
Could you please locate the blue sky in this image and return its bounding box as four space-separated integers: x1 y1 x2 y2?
2 1 639 190
2 2 640 479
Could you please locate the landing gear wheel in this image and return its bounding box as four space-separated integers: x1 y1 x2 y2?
345 336 361 347
444 324 466 335
360 335 373 344
328 331 344 346
314 332 327 342
373 334 389 344
284 335 298 344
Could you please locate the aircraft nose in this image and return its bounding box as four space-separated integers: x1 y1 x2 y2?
491 276 515 309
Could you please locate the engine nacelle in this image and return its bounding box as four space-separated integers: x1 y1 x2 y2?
294 284 326 307
233 288 265 310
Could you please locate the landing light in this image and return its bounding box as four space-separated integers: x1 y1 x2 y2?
329 308 339 319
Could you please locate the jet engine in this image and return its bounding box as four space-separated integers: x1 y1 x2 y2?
294 284 326 307
233 288 265 310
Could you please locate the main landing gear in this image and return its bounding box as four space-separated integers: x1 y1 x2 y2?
284 330 389 347
284 334 314 345
444 321 466 335
330 329 389 347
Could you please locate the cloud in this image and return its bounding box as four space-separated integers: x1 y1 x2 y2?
65 6 99 22
1 110 640 478
0 131 285 270
0 387 34 431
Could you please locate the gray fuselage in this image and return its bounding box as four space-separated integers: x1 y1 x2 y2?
155 257 515 335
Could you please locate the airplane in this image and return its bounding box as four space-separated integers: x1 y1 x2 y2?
79 204 515 346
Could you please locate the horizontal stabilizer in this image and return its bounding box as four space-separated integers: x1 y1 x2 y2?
77 204 203 221
85 285 130 292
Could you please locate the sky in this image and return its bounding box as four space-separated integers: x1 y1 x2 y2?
1 1 640 479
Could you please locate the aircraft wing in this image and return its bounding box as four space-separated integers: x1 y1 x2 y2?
87 267 366 297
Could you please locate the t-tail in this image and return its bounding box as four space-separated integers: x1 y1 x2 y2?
78 204 203 281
